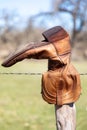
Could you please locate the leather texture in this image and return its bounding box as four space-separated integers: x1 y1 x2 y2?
2 42 62 67
2 26 81 105
42 63 81 105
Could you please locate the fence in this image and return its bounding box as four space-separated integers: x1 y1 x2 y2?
0 72 87 75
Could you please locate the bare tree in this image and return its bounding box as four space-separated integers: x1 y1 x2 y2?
33 0 87 46
53 0 87 45
0 9 21 43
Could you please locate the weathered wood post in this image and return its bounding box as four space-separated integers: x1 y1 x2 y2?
1 26 81 130
55 103 76 130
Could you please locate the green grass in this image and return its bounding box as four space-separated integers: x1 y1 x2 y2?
0 60 87 130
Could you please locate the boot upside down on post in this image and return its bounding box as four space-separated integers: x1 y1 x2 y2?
2 26 81 130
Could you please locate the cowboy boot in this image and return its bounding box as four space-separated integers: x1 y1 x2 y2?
2 26 71 67
1 26 81 105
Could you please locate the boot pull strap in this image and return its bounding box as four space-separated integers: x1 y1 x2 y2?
42 26 68 43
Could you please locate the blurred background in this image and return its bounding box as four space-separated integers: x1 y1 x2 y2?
0 0 87 130
0 0 87 60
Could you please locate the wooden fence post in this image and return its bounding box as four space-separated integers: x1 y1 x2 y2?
55 103 76 130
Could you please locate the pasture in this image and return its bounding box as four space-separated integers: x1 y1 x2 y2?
0 60 87 130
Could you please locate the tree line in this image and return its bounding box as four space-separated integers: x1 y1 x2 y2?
0 0 87 59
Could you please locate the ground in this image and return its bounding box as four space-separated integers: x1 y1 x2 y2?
0 60 87 130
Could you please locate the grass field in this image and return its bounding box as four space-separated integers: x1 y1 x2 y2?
0 60 87 130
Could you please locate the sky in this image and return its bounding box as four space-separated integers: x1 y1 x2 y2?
0 0 54 28
0 0 51 18
0 0 72 30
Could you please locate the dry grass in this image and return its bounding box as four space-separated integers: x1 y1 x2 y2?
0 60 87 130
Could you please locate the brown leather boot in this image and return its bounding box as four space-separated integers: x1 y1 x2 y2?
2 26 81 105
